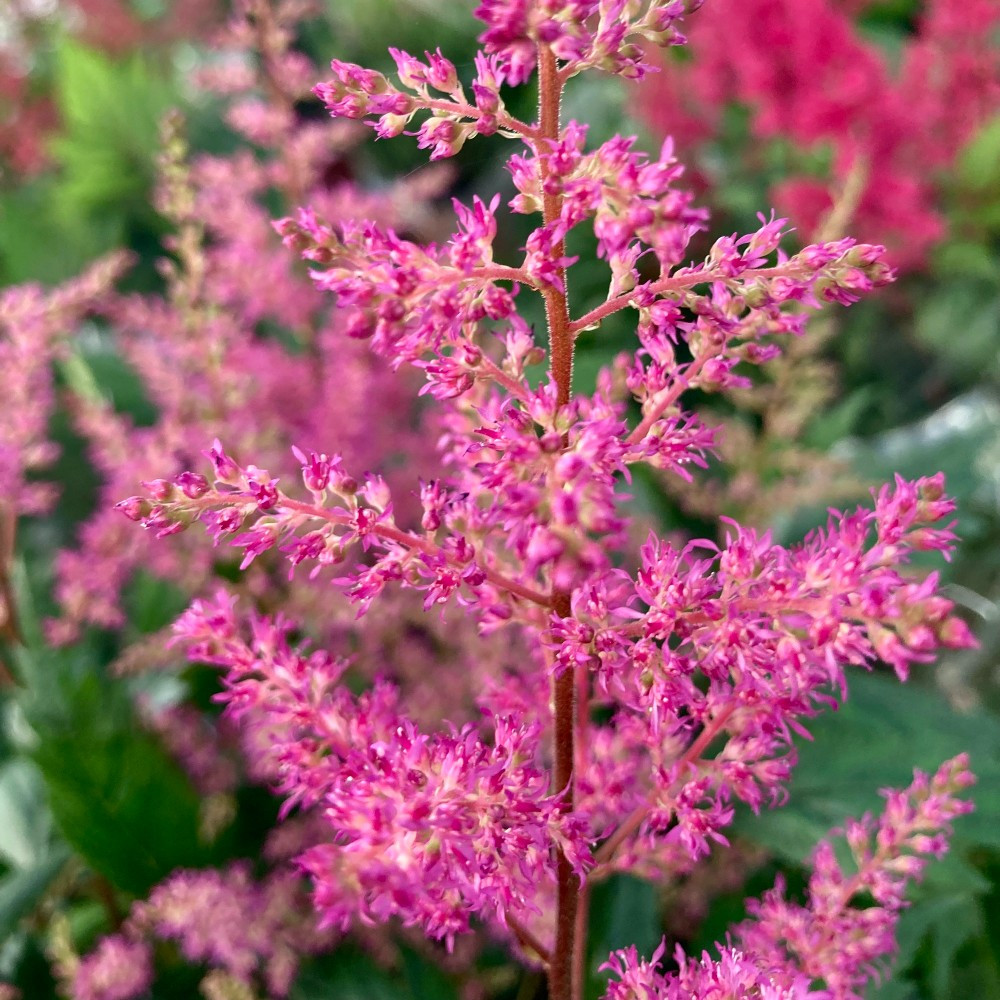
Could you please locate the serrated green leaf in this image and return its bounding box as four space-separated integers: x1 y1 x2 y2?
49 39 179 219
732 672 1000 998
734 671 1000 858
21 644 217 895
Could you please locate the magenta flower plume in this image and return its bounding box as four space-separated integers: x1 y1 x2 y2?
68 938 153 1000
603 754 975 1000
171 592 589 947
113 1 979 997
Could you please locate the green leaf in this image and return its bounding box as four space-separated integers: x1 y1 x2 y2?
732 673 1000 997
931 242 1000 284
734 671 1000 858
0 760 54 869
0 849 69 941
66 333 159 427
956 116 1000 195
22 645 217 896
0 178 123 285
867 976 920 1000
586 875 662 1000
400 945 458 1000
291 944 405 1000
803 386 878 449
914 284 1000 379
49 40 178 220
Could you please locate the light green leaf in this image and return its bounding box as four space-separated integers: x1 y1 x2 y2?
0 760 53 869
0 850 69 941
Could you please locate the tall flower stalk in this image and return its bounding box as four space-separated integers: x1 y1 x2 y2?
118 3 977 998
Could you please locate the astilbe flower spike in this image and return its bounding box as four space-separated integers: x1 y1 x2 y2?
636 0 1000 269
603 754 975 1000
117 2 977 998
168 591 589 946
48 0 443 641
68 937 153 1000
63 863 332 1000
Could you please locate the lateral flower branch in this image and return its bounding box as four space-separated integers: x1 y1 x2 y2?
118 3 976 999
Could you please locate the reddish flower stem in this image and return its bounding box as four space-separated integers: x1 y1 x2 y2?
507 913 553 966
536 42 580 1000
571 876 592 1000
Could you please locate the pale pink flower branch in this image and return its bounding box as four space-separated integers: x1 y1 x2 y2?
278 147 891 459
0 251 130 517
312 1 705 158
736 754 975 999
116 441 554 614
67 863 331 1000
314 50 536 156
603 755 975 1000
274 202 547 403
570 236 893 338
554 474 974 874
170 592 591 946
474 0 704 86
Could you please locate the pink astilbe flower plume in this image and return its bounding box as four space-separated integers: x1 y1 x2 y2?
603 754 975 999
115 1 979 998
0 252 129 518
49 0 443 641
63 863 332 1000
636 0 1000 267
68 937 153 1000
170 591 589 946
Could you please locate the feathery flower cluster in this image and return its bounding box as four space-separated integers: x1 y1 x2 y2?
68 864 331 1000
312 0 702 159
171 592 589 943
604 755 975 999
115 0 978 997
122 446 973 883
0 252 128 517
69 937 153 1000
637 0 1000 266
47 0 441 640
